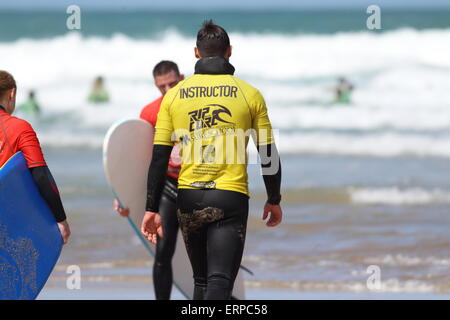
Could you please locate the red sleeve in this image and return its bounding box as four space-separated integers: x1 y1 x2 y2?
140 106 157 127
139 97 163 127
17 122 46 168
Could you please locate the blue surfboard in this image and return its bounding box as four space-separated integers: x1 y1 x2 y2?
0 152 62 300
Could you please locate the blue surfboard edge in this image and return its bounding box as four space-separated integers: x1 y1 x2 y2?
0 152 63 300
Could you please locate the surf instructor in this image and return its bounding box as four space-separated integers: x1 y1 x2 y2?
113 61 184 300
0 70 70 244
141 20 283 300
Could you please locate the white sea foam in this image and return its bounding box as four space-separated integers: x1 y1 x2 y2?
363 254 450 267
278 132 450 157
1 28 449 156
246 279 436 293
350 187 450 205
346 279 435 293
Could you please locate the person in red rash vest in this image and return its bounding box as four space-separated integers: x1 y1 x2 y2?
0 70 71 244
113 61 184 300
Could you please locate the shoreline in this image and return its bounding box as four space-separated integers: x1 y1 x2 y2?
38 283 450 300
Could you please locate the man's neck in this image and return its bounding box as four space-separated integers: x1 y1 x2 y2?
194 56 235 75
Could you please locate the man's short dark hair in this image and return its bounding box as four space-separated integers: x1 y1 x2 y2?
153 60 180 78
196 20 230 57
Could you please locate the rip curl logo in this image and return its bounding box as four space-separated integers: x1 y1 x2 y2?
188 104 233 132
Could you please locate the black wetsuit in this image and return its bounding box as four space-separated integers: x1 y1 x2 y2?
30 166 66 222
153 176 179 300
146 57 282 300
177 189 249 300
147 144 281 300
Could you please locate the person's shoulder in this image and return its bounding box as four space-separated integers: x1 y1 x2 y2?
174 77 189 88
231 76 263 100
161 78 189 106
167 78 189 98
231 76 259 93
143 96 163 111
8 115 34 131
5 116 37 142
140 96 163 124
141 96 163 114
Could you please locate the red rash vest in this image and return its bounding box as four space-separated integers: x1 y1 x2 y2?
139 97 181 180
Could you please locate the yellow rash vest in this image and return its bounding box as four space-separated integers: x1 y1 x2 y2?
154 56 274 196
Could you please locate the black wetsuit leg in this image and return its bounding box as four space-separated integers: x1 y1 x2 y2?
153 180 179 300
177 189 249 300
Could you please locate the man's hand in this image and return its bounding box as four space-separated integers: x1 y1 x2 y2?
141 211 164 244
262 203 283 227
113 199 129 217
57 219 71 244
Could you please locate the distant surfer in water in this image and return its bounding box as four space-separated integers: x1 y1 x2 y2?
141 20 283 300
333 77 354 104
113 61 184 300
0 70 71 244
88 76 110 104
18 90 41 116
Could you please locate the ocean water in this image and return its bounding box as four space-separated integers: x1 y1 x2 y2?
2 10 450 299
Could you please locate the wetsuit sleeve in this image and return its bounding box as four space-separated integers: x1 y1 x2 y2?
17 122 46 168
145 144 173 212
251 90 273 146
154 96 174 147
30 166 67 222
16 122 66 221
250 90 281 203
257 143 282 205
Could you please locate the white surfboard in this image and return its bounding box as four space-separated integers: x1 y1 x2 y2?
103 118 246 300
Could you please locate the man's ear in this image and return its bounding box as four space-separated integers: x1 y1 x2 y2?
225 46 233 59
6 88 17 114
194 47 201 59
9 88 16 100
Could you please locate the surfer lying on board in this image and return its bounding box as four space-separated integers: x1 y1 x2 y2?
0 70 71 244
141 20 283 300
113 61 184 300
